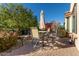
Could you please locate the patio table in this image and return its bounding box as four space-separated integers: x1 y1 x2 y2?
39 31 57 48
48 33 57 45
39 31 54 47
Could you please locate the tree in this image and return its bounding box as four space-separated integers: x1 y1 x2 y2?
0 3 38 31
0 3 38 51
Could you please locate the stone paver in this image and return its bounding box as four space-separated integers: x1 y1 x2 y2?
26 47 79 56
0 43 79 56
0 38 79 56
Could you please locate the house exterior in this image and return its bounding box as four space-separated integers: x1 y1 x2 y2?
45 21 59 32
45 23 52 32
64 3 79 50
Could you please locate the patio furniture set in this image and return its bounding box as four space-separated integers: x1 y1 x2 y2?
17 27 74 49
18 27 58 49
31 27 58 48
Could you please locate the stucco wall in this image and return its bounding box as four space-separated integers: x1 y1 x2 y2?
65 18 67 30
70 3 75 12
69 15 73 33
75 3 79 50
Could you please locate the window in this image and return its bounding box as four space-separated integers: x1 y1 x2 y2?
66 17 69 32
72 4 77 34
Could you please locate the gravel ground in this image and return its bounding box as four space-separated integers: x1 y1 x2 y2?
0 38 79 56
26 47 79 56
0 45 79 56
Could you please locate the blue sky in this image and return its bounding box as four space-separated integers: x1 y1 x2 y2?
22 3 70 25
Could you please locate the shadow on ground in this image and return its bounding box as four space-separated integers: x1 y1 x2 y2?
0 38 75 56
54 38 75 49
0 40 41 56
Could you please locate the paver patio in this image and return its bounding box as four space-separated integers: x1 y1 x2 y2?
0 38 79 56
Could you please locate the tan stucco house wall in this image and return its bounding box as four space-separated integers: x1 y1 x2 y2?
65 3 79 50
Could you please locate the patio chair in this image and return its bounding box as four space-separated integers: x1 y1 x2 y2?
31 27 41 48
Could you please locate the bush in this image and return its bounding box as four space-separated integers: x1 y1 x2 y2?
57 28 67 38
0 30 18 52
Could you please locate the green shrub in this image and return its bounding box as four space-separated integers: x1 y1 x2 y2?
57 28 67 38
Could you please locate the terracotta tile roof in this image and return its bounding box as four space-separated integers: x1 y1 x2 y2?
65 12 71 17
